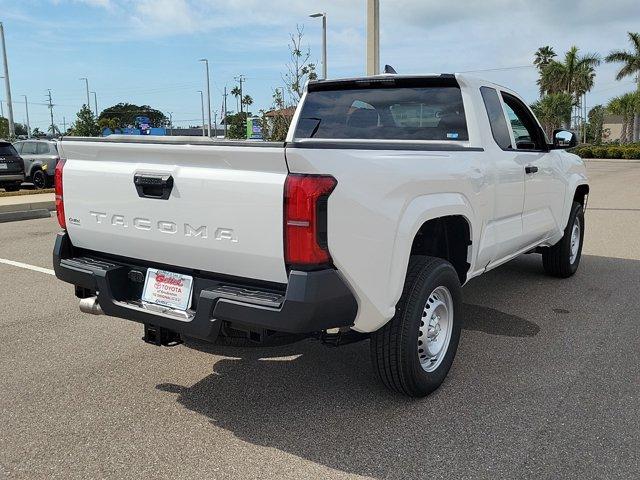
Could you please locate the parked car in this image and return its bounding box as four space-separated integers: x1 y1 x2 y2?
0 140 25 192
13 140 60 189
53 73 588 397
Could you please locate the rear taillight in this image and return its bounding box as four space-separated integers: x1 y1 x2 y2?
54 158 66 229
284 174 337 268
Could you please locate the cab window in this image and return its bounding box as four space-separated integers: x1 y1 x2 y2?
500 93 546 151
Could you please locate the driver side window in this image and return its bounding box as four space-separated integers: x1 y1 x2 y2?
500 93 546 151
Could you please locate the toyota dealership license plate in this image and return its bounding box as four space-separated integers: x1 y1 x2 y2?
142 268 194 311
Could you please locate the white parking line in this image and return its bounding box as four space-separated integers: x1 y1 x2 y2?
0 258 55 276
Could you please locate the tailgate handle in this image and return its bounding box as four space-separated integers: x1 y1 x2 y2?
134 174 174 200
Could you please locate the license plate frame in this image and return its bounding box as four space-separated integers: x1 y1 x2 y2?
141 268 194 311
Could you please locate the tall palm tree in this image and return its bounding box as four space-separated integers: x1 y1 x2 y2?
230 86 242 112
606 32 640 141
242 95 253 111
538 46 601 99
534 46 557 97
534 46 557 70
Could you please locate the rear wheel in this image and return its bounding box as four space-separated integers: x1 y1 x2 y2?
32 170 47 190
542 201 584 278
370 256 462 397
3 183 21 192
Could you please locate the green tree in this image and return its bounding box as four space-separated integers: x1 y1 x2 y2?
531 92 573 138
242 95 253 109
284 25 318 102
586 105 605 144
538 46 600 101
0 116 8 139
608 93 639 144
71 104 100 137
231 86 242 112
31 127 45 138
225 112 248 139
534 46 557 69
260 89 293 141
98 103 167 130
606 32 640 141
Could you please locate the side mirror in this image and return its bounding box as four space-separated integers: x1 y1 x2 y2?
552 129 578 149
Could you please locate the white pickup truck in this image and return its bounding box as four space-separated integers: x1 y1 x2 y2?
53 74 588 397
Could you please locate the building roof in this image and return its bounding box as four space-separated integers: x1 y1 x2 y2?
264 107 296 118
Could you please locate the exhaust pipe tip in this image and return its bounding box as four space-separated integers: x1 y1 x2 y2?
79 296 103 316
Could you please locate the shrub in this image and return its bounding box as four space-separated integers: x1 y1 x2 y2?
607 147 623 159
576 146 593 158
592 146 609 158
621 147 640 159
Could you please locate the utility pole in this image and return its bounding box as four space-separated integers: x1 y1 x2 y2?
366 0 380 76
235 75 245 115
199 59 212 137
310 13 328 79
91 91 98 118
214 112 217 137
22 95 30 138
0 22 15 137
168 112 173 135
47 90 55 137
223 86 228 138
63 116 66 133
80 77 90 111
198 90 205 136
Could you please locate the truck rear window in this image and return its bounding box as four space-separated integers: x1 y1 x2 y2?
294 83 468 141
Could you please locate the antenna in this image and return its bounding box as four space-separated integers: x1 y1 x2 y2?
384 65 398 74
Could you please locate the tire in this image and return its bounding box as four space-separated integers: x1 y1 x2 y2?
542 201 584 278
370 255 462 397
4 184 20 192
32 170 47 190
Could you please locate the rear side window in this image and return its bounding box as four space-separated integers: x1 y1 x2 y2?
36 142 50 154
480 86 511 150
295 84 468 141
22 142 37 155
0 144 18 156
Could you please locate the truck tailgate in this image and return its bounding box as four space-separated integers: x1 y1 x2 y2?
59 139 288 284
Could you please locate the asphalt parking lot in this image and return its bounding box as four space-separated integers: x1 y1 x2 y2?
1 161 639 479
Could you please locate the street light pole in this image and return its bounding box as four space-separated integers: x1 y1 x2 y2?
310 13 327 79
0 22 15 137
198 90 206 136
22 95 30 138
91 91 98 118
199 59 212 137
79 77 90 111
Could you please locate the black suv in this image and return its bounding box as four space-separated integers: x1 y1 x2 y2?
0 141 25 192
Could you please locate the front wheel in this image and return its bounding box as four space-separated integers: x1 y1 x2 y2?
542 201 584 278
370 256 462 397
3 184 21 192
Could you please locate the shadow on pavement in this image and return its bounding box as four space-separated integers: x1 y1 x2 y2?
155 254 638 478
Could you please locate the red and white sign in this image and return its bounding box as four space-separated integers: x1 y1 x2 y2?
142 268 194 311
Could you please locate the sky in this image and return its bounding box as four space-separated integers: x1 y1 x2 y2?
0 0 639 131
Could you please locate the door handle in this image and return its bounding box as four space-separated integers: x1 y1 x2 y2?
134 173 174 200
525 165 539 174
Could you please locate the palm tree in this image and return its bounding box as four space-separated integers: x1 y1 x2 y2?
538 46 601 99
531 92 573 137
606 32 640 141
607 93 638 144
230 86 242 112
534 46 557 70
242 95 253 111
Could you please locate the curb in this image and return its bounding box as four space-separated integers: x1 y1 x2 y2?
0 200 56 214
585 158 640 163
0 209 51 223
